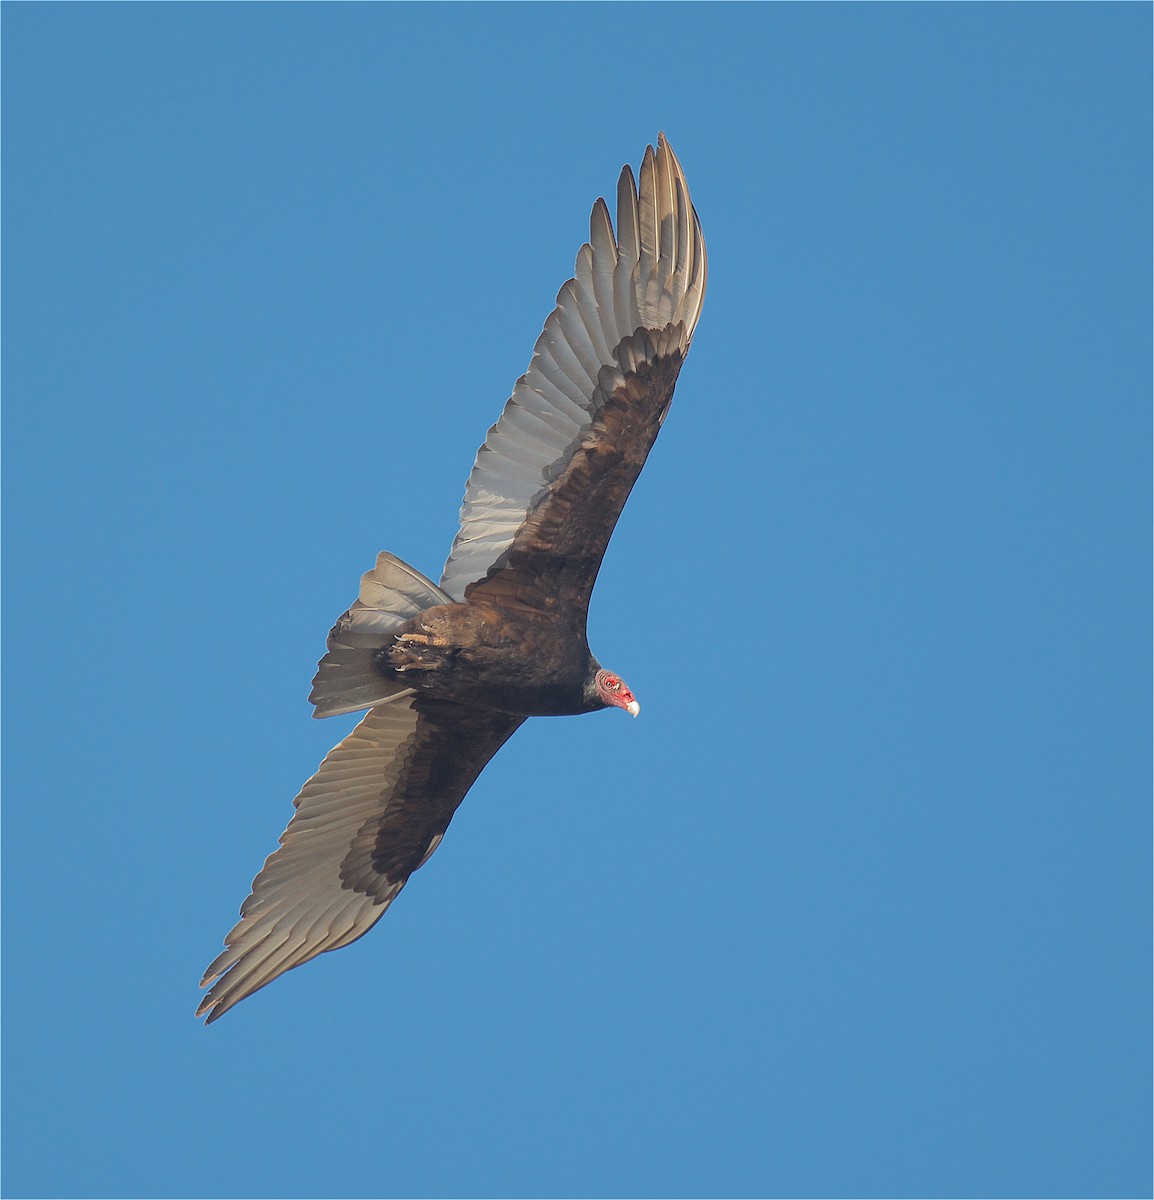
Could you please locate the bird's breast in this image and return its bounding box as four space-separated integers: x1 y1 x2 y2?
386 600 593 717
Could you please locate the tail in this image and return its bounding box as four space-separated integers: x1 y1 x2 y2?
308 551 453 718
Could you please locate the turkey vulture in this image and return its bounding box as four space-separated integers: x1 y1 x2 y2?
198 133 707 1022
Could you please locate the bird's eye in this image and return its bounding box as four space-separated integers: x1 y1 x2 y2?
608 678 620 690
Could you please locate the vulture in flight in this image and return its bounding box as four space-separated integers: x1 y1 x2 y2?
199 134 707 1022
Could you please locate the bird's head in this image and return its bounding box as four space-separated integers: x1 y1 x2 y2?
593 668 640 718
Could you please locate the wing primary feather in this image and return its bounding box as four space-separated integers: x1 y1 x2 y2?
636 144 658 310
589 197 617 266
656 135 676 271
612 165 640 342
588 197 619 352
615 163 640 262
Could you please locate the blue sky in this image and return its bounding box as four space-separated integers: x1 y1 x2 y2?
3 5 1149 1198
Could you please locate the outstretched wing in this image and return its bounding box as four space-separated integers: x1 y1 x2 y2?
198 697 523 1022
439 133 707 611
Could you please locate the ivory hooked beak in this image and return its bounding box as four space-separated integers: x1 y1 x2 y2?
626 699 641 718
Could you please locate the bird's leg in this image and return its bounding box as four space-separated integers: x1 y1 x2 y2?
382 629 455 676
